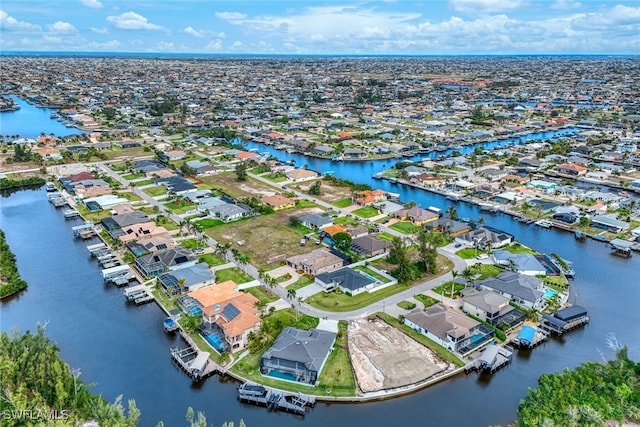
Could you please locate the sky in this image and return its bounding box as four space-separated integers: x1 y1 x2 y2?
1 0 639 55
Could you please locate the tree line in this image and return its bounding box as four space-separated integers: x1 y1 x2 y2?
0 229 28 298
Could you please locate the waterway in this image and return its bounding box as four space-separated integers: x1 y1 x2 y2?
1 117 639 427
0 95 85 139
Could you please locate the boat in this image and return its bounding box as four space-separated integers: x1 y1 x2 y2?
574 230 586 241
591 232 610 242
610 239 633 258
44 182 57 192
534 219 552 228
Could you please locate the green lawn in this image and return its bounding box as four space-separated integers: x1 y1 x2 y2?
306 284 406 312
397 300 417 310
414 294 439 308
432 282 466 299
263 173 287 183
352 265 392 283
389 221 420 234
541 275 570 289
131 179 154 187
376 232 396 241
286 275 315 292
352 206 379 218
474 264 504 279
455 248 487 259
193 218 225 229
377 313 464 367
333 216 360 226
198 253 226 267
505 243 536 254
289 223 314 235
163 199 194 214
333 198 353 208
295 199 317 209
121 173 144 180
180 239 199 249
142 186 168 197
215 267 254 284
242 285 278 304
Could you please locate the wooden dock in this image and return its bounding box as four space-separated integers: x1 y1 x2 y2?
465 344 513 374
237 382 315 415
123 283 154 305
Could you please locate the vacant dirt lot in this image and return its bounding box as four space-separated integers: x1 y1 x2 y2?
348 318 449 393
294 178 353 203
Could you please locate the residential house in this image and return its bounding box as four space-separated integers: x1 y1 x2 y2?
352 189 387 206
208 203 252 222
83 194 129 211
285 169 319 182
482 168 508 182
394 206 439 225
404 303 492 354
286 248 344 275
299 213 333 230
556 163 587 176
35 148 62 161
350 235 391 257
343 148 367 159
118 221 171 244
158 263 216 295
315 268 377 295
461 288 525 328
491 250 547 276
590 214 629 233
190 280 261 353
155 175 197 195
260 327 336 385
475 271 546 310
433 218 472 237
414 173 445 186
261 194 295 211
455 227 513 249
135 247 197 278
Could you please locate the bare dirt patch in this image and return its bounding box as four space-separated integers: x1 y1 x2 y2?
348 318 449 393
293 178 354 203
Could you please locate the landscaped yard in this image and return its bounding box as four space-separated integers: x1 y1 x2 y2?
474 264 504 279
163 198 195 214
142 186 168 197
333 198 353 208
397 300 417 310
305 284 407 312
376 232 396 241
333 216 360 226
193 218 225 229
414 294 439 308
352 206 379 218
432 282 466 299
390 221 421 234
505 243 537 254
286 274 315 292
242 285 278 304
455 248 488 259
215 267 254 284
197 253 226 267
131 179 154 187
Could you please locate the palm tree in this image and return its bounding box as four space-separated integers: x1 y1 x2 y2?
178 277 187 295
461 268 475 287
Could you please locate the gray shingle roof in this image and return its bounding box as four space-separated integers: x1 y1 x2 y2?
262 327 336 372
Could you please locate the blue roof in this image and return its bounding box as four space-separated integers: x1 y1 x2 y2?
518 325 536 345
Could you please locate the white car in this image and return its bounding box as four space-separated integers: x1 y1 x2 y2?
476 254 489 260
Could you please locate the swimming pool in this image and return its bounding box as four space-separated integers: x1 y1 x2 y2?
543 289 558 299
267 369 297 382
204 333 226 352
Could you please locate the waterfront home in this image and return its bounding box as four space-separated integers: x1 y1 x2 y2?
491 250 547 276
352 189 387 206
404 303 493 354
299 213 333 230
461 288 525 328
158 262 216 295
475 272 545 310
118 221 172 244
135 247 197 278
260 327 336 385
285 168 318 182
190 280 261 353
83 194 129 211
101 210 149 237
343 148 367 159
414 173 445 187
433 218 472 237
526 180 556 191
556 163 587 176
393 206 439 225
350 235 391 257
286 248 344 275
455 227 513 249
590 214 630 233
629 179 640 193
261 194 295 211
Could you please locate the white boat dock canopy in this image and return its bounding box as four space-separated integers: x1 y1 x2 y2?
189 352 210 374
610 239 634 250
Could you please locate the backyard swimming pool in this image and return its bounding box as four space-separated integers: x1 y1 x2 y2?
543 289 558 299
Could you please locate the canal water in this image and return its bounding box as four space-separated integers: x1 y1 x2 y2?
1 102 639 427
0 95 85 139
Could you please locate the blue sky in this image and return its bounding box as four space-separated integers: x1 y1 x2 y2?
1 0 639 54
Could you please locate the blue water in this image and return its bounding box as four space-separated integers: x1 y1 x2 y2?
469 334 485 344
204 333 225 352
0 95 86 138
543 289 558 299
268 369 297 382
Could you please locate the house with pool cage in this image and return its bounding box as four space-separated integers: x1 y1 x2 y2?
260 327 336 385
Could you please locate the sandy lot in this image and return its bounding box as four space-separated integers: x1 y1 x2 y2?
348 318 450 393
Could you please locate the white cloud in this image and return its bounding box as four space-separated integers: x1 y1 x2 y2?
156 41 175 51
87 40 122 50
205 39 223 50
106 12 163 30
215 11 248 21
184 26 205 37
79 0 103 8
91 27 108 34
0 10 41 32
450 0 525 13
46 21 77 34
551 0 581 10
